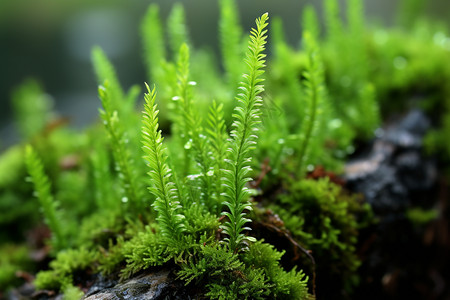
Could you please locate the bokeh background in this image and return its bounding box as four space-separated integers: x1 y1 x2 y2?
1 0 449 149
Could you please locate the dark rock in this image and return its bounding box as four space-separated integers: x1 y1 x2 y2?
384 109 430 149
348 109 443 300
395 151 436 192
84 273 117 298
350 164 409 213
345 109 436 215
83 269 195 300
396 109 430 136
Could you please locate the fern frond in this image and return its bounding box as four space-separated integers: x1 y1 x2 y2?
324 0 343 43
89 138 116 211
297 31 326 175
302 5 320 40
141 84 185 250
172 44 218 211
98 84 142 213
25 145 65 250
176 43 192 133
206 100 229 213
141 4 166 82
272 17 304 127
172 43 195 176
357 83 380 137
219 0 244 90
92 47 125 109
347 0 368 83
398 0 426 27
167 4 190 61
11 79 53 140
140 4 175 129
221 13 269 253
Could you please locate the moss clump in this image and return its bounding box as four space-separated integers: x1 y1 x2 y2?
34 247 96 290
179 241 309 299
0 244 33 291
271 178 372 295
1 0 449 299
23 10 313 300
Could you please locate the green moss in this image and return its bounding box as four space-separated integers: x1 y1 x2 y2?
406 207 439 226
178 241 309 299
272 178 372 292
0 244 32 291
62 284 84 300
34 247 96 291
1 0 449 299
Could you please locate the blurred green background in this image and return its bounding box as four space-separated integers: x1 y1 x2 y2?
1 0 449 149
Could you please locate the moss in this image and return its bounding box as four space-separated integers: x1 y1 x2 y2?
406 207 439 226
1 0 449 299
34 247 96 291
0 244 33 291
272 178 372 293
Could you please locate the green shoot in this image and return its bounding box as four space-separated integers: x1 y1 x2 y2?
221 12 269 253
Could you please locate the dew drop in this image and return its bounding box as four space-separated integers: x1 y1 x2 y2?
285 148 294 155
329 119 342 129
184 140 193 150
187 173 202 180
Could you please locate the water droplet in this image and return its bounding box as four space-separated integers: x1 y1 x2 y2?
329 119 342 129
285 148 294 155
307 164 314 172
184 140 192 150
277 138 285 145
121 197 128 203
187 174 202 180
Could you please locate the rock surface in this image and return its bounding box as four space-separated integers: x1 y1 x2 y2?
83 269 192 300
345 110 448 300
345 109 436 214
